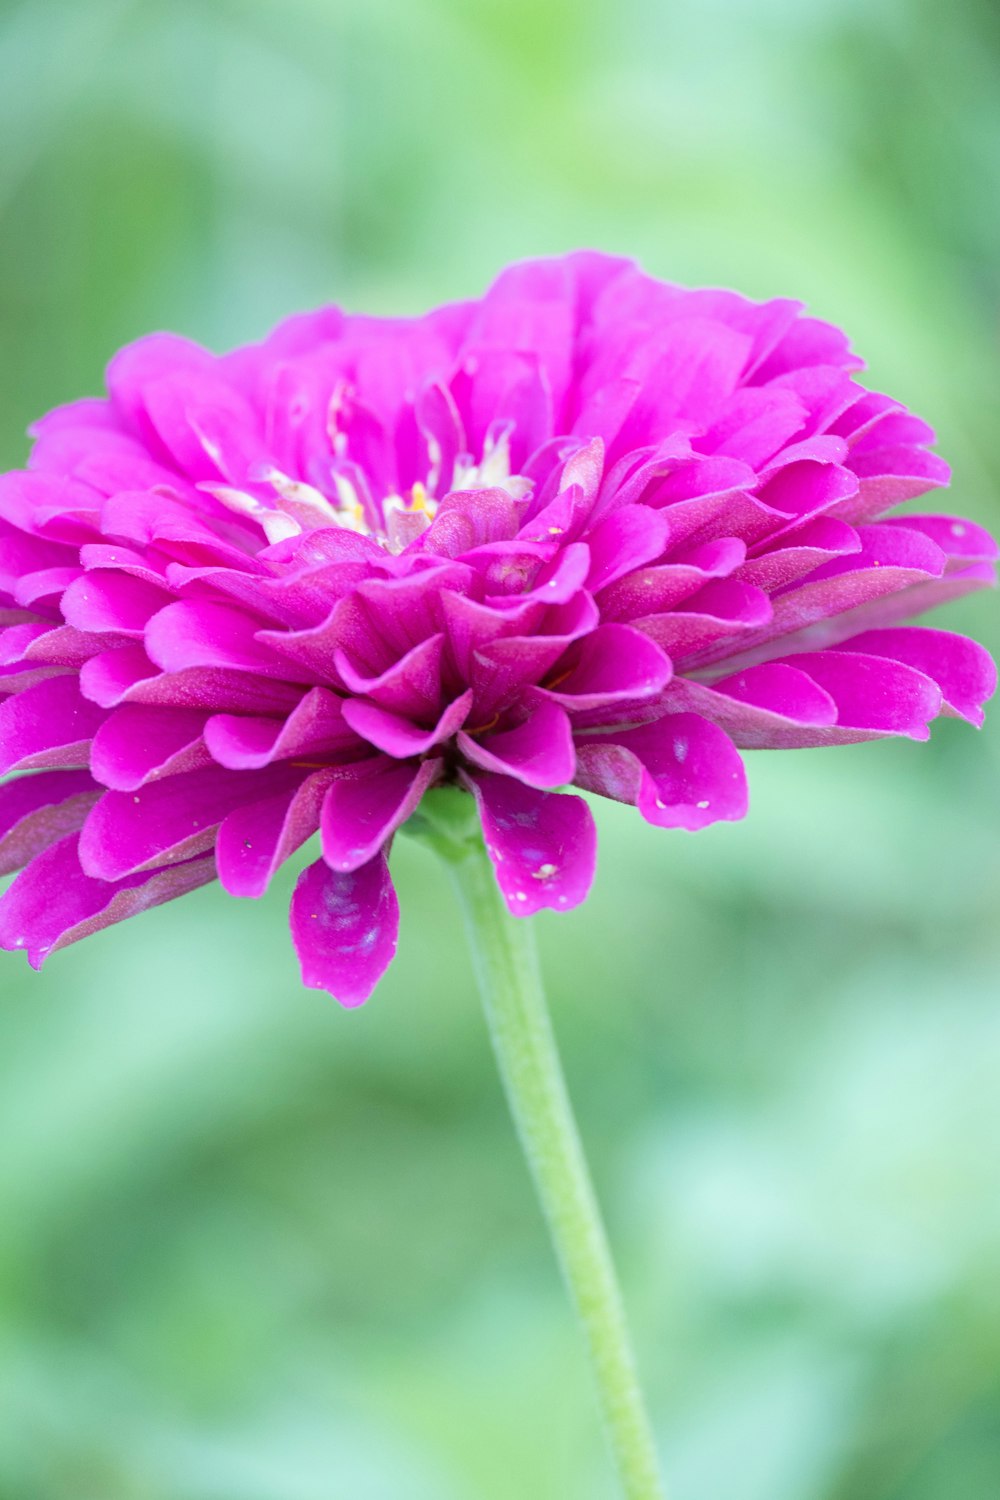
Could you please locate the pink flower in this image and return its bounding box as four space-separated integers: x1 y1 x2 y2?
0 253 995 1001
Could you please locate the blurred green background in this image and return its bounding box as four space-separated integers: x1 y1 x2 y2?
1 1 999 1496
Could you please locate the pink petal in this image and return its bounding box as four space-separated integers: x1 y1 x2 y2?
771 650 942 740
79 763 301 880
146 600 309 680
584 505 671 592
290 853 399 1006
662 665 839 748
536 624 672 711
465 591 600 722
598 537 746 619
80 643 301 714
61 570 172 638
635 579 772 665
333 633 446 719
205 686 363 769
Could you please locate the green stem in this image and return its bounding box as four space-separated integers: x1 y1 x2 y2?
447 837 667 1500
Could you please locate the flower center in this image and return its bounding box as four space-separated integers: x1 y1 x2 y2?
209 424 531 553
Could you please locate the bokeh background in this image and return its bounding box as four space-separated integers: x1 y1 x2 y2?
1 1 999 1496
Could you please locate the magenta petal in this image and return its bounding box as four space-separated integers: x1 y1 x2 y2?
0 677 107 774
468 773 597 915
79 764 300 879
835 627 997 727
61 570 172 638
321 757 441 872
89 705 211 789
80 642 302 714
662 665 839 748
205 686 362 769
773 650 942 739
342 689 474 757
537 624 672 710
585 505 671 592
458 700 576 790
0 833 216 966
466 592 600 722
334 633 446 718
575 713 748 830
599 537 746 620
290 852 399 1006
0 769 101 876
420 487 523 557
145 600 307 680
216 769 335 898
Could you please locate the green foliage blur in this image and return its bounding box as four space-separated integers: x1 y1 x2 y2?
1 1 999 1495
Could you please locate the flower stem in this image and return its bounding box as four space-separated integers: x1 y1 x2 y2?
447 838 667 1500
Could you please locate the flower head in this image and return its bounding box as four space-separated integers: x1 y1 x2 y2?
0 253 995 1001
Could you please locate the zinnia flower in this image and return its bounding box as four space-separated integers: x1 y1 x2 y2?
0 252 994 1001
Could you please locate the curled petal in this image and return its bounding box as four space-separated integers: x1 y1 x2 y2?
333 633 446 719
342 689 474 757
90 705 211 789
535 624 672 711
205 686 362 769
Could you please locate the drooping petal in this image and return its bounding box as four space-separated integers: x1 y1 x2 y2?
290 852 399 1005
467 772 597 915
